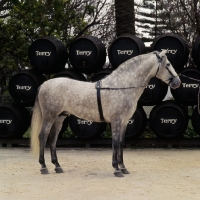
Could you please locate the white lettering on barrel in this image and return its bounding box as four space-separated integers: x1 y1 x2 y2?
0 120 12 124
76 50 92 56
117 50 133 56
146 84 155 89
182 83 199 88
35 51 51 56
160 118 177 124
161 49 177 54
77 119 93 125
16 85 31 91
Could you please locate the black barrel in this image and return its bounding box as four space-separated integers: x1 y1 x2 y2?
192 37 200 68
191 106 200 135
53 68 86 81
69 35 106 74
69 115 107 138
139 77 168 106
0 102 31 138
28 36 68 74
171 68 200 106
149 100 188 138
108 33 146 69
151 33 189 72
9 69 46 107
125 106 147 138
90 69 113 82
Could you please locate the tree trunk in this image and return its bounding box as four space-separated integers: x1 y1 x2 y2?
115 0 135 36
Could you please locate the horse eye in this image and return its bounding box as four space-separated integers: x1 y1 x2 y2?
167 63 170 66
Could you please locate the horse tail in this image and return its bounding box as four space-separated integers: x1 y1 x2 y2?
30 95 43 157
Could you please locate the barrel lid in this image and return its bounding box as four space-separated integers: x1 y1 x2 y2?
151 33 189 72
139 77 168 106
9 74 37 106
0 102 31 138
9 69 46 107
28 36 67 74
149 100 188 138
0 106 18 138
69 35 106 74
108 33 146 69
29 38 57 69
171 67 200 106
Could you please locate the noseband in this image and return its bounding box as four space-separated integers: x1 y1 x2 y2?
154 52 178 85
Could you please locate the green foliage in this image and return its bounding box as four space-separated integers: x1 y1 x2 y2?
100 124 112 138
62 127 76 138
0 0 110 94
23 128 30 138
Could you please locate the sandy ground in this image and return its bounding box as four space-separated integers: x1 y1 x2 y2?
1 148 200 200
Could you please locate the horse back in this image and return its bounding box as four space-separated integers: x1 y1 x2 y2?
37 78 100 121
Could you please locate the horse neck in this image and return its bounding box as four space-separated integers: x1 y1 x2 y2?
104 54 158 87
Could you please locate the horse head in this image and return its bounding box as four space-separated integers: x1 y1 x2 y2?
154 50 181 89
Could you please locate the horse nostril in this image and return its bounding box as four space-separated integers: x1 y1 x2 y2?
171 78 181 89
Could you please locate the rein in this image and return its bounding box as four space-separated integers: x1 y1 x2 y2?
179 74 200 82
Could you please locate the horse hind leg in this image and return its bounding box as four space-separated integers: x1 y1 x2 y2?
39 118 56 174
49 116 67 173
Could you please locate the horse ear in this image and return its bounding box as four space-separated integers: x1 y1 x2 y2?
159 50 167 57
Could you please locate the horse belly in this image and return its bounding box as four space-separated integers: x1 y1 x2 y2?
66 92 100 121
60 82 100 121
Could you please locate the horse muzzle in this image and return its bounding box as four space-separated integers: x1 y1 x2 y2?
170 76 181 89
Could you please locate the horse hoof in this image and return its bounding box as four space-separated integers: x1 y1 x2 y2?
121 168 130 174
55 167 64 173
40 168 49 174
114 170 124 177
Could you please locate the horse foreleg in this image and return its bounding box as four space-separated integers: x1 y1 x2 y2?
49 116 67 173
118 125 130 175
111 117 124 177
39 119 55 174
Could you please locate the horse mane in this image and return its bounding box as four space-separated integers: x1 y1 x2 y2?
102 51 156 87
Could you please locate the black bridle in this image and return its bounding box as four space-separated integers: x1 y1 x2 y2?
153 52 178 85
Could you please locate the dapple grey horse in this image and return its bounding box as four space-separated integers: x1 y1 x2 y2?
31 50 181 177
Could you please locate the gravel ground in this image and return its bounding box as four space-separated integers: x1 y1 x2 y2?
1 147 200 200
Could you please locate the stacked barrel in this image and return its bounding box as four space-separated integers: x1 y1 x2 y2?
66 34 147 138
2 32 200 140
148 33 200 138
